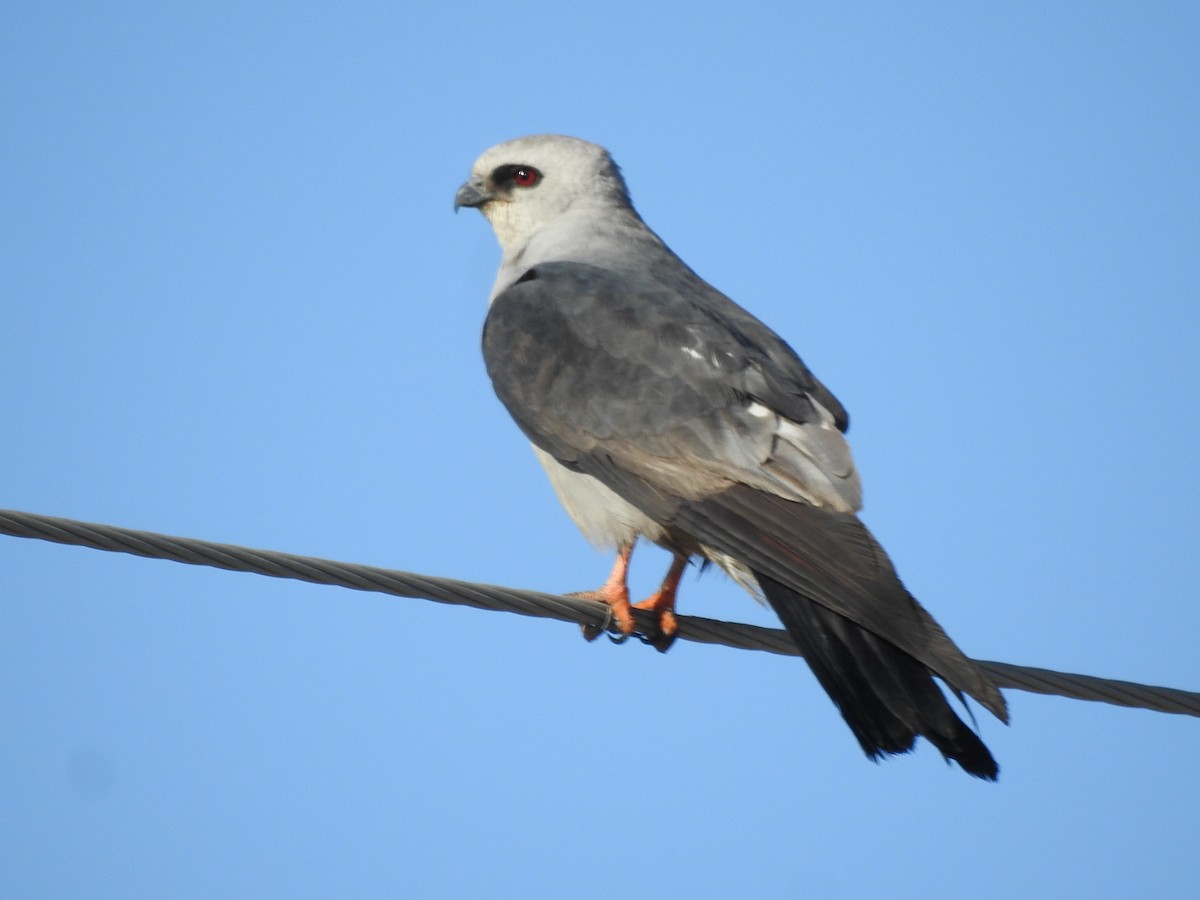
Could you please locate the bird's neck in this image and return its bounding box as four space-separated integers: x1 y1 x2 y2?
487 207 667 303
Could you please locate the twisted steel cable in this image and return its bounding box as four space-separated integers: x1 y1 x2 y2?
2 508 1196 718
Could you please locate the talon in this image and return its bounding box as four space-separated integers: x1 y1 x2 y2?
651 609 679 653
646 632 676 653
569 547 688 651
579 601 615 642
631 555 687 653
569 544 636 643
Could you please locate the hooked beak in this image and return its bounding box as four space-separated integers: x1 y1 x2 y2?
454 177 492 212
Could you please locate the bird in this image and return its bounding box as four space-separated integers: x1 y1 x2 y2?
456 134 1007 779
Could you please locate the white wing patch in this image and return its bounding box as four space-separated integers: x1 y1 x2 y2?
746 401 773 418
747 398 863 513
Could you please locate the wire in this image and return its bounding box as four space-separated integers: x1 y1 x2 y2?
2 507 1197 718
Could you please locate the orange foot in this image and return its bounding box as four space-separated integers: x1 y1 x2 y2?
571 543 636 643
571 547 687 653
632 555 686 652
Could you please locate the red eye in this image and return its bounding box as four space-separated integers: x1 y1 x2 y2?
513 167 540 187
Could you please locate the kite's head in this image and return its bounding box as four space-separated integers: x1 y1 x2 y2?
455 134 631 253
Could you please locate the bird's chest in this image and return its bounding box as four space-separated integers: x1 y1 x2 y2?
530 444 664 550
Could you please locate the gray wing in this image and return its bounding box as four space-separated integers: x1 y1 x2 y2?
482 260 1004 719
483 260 861 513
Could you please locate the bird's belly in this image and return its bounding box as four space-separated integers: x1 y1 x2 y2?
530 444 664 550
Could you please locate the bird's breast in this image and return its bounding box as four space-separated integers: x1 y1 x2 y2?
530 444 664 550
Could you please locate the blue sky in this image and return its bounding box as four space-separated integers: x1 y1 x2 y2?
2 2 1198 897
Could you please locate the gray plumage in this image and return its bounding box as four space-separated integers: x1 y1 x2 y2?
458 134 1007 778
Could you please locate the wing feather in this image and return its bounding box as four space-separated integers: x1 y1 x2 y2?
483 261 859 510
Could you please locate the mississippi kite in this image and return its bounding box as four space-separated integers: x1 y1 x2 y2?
456 134 1007 779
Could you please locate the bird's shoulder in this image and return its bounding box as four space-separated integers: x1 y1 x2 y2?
484 258 850 433
484 258 862 511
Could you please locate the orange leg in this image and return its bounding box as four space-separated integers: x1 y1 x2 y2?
573 542 637 642
572 546 688 651
633 554 687 652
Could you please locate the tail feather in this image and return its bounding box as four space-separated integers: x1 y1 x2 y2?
758 573 999 780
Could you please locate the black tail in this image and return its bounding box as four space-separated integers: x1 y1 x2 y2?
758 573 999 780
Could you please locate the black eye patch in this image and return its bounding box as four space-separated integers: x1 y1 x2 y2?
491 164 542 189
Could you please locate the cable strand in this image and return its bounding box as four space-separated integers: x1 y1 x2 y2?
2 507 1196 718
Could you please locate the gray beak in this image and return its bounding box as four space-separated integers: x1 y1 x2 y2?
454 177 492 212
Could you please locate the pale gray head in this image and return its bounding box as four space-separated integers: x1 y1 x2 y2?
454 134 633 253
